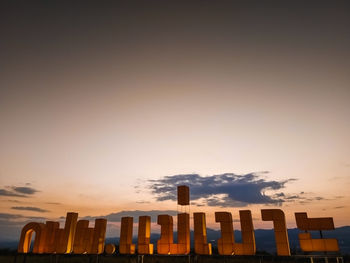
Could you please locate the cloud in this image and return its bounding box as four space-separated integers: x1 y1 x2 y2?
147 173 298 207
0 213 24 220
0 189 27 197
12 187 38 195
136 200 151 204
5 200 21 203
0 213 46 221
0 185 39 198
11 206 49 213
283 192 330 205
0 213 47 241
82 210 178 223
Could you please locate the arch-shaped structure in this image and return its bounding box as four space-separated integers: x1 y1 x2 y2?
18 222 46 253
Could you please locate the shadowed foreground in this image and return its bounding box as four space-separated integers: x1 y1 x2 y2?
0 254 345 263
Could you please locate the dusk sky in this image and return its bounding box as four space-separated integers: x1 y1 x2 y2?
1 1 349 241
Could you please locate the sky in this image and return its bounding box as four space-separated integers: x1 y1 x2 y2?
0 1 349 241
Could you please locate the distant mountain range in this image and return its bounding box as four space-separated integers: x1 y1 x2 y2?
1 227 349 254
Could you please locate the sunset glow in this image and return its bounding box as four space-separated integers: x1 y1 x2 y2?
0 1 349 245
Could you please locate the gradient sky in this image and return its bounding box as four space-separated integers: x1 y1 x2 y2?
0 1 349 241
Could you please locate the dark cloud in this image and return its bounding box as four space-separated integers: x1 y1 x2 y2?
191 202 205 207
12 186 38 195
148 173 297 207
82 210 178 223
0 213 24 220
0 213 47 241
46 202 61 205
292 194 330 205
11 206 49 213
0 213 46 221
0 189 26 197
275 193 285 197
0 185 39 198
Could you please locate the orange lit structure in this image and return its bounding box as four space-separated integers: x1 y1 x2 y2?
105 243 116 254
157 214 174 254
215 212 235 255
18 222 47 253
44 221 59 253
261 209 290 256
18 212 78 254
156 213 190 254
154 185 191 254
295 212 339 252
73 220 90 254
233 210 256 255
138 216 153 254
215 210 256 255
177 185 190 206
172 213 190 254
17 186 340 256
90 219 107 254
55 212 79 253
193 212 212 255
119 217 135 254
72 218 107 254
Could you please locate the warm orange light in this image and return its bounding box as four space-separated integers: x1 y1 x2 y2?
137 216 153 254
261 209 290 256
295 212 339 252
16 186 341 256
18 222 47 253
119 217 135 254
193 212 212 255
233 210 256 255
157 213 190 254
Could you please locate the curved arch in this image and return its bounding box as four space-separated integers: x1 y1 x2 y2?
18 222 46 253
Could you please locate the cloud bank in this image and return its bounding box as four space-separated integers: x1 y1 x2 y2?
148 173 298 207
0 185 39 198
11 206 49 213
